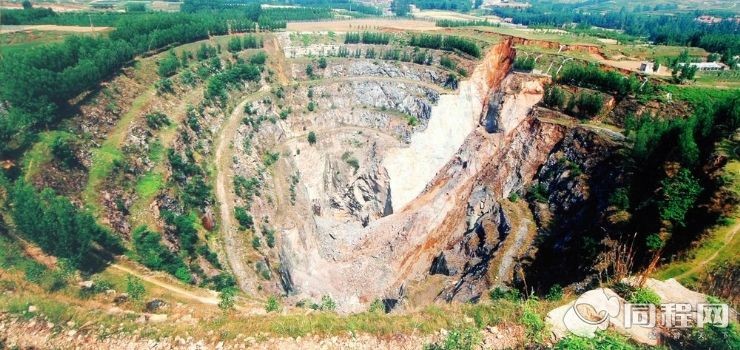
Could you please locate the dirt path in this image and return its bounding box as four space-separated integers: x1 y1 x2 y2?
214 90 270 292
0 25 111 34
214 35 295 292
674 221 739 281
109 263 220 305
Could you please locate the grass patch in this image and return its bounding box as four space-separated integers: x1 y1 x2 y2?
661 85 740 108
135 172 164 198
0 30 107 55
83 89 154 214
21 131 72 180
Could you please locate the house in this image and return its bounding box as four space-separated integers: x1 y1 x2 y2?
639 62 655 74
677 62 727 71
696 15 722 24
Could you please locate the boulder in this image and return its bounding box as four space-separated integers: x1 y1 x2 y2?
546 288 658 346
146 299 167 312
113 293 129 304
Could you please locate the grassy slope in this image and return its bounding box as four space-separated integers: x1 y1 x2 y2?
655 159 740 287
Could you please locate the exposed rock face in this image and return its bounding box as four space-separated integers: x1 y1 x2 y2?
236 37 625 311
482 73 547 134
520 120 626 293
274 39 571 311
327 60 451 87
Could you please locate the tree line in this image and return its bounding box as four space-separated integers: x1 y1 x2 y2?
0 11 269 159
619 94 739 273
390 0 475 15
3 178 124 271
408 34 482 58
344 32 391 45
556 63 653 97
491 5 740 56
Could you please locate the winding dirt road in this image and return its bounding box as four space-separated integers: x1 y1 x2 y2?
214 90 270 292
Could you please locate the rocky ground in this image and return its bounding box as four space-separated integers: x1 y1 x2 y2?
0 312 524 350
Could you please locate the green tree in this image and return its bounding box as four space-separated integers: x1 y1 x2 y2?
228 36 242 53
234 206 253 229
659 168 702 225
126 275 146 301
307 131 317 145
305 64 314 77
157 51 180 78
543 86 566 109
219 286 237 310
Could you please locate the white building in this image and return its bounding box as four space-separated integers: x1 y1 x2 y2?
677 62 727 71
639 62 655 74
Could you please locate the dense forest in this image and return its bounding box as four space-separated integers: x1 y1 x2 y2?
491 3 740 57
0 1 356 160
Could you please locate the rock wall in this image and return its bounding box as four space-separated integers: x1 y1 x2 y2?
276 39 575 311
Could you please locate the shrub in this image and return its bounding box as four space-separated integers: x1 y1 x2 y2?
659 168 702 225
132 225 188 276
305 64 314 77
440 55 457 70
571 92 604 118
489 287 521 301
318 57 327 69
252 236 261 249
609 187 630 210
262 151 279 167
156 78 174 94
235 207 254 229
320 295 336 311
628 287 661 306
527 183 548 203
424 327 481 350
249 51 267 65
513 57 535 71
543 85 566 109
266 295 281 312
209 273 236 291
157 51 180 77
145 112 171 130
79 277 115 298
522 305 546 343
175 267 192 283
126 275 146 301
341 151 360 173
161 210 199 254
546 284 564 301
219 286 237 310
307 131 317 145
227 36 242 53
556 331 637 350
51 134 78 168
684 323 740 350
369 299 384 313
263 225 276 248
